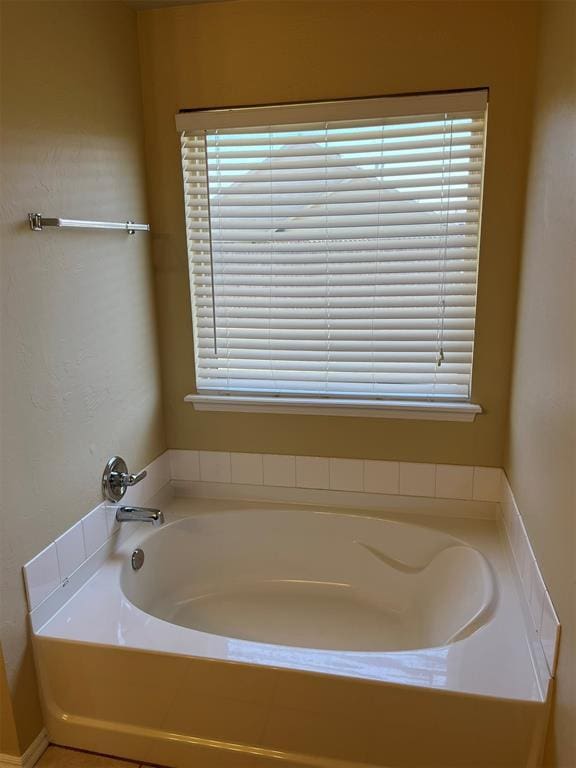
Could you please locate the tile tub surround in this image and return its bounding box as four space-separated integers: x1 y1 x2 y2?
23 453 171 612
501 474 561 677
169 450 504 501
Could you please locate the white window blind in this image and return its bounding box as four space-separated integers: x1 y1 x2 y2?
179 90 488 403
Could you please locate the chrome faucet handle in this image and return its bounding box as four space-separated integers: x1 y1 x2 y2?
102 456 147 503
118 470 147 487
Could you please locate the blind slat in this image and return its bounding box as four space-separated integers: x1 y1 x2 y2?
184 119 485 147
184 174 483 195
194 251 479 264
193 295 477 308
189 202 480 219
193 261 478 277
198 147 484 171
185 161 483 184
195 309 477 320
192 135 484 161
185 238 479 254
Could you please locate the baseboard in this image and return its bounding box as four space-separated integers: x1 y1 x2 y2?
0 729 49 768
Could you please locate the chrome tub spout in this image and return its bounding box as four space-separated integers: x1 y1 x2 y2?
116 506 164 527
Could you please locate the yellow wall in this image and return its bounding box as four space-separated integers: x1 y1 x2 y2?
0 646 19 757
506 2 576 766
137 0 540 466
0 0 165 751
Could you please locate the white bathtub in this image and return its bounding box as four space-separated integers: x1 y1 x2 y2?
122 510 495 653
33 497 550 768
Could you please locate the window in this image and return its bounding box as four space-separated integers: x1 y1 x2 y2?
177 90 487 420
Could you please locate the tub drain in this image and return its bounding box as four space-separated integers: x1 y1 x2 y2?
131 548 145 571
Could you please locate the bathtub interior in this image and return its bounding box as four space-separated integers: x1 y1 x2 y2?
120 511 495 653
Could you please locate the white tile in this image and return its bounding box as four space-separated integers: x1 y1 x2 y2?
122 453 170 507
435 465 474 500
169 449 200 481
496 474 560 677
506 493 520 545
145 451 171 496
263 454 296 487
105 504 121 537
528 561 546 630
23 543 60 610
514 528 530 585
329 459 363 491
363 460 399 494
540 594 560 674
231 453 264 485
506 509 521 563
121 482 145 508
295 456 330 489
121 471 147 507
55 521 86 578
199 451 231 483
512 511 525 567
516 519 535 592
81 505 109 558
473 467 502 502
501 478 518 537
398 462 436 497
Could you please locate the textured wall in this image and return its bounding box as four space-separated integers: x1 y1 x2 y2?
506 2 576 766
137 0 539 466
0 0 165 751
0 646 19 757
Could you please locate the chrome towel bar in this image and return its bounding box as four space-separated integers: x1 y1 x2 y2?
28 212 150 234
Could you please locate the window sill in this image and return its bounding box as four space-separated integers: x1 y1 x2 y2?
184 394 482 422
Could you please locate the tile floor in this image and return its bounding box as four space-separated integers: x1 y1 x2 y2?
36 746 157 768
